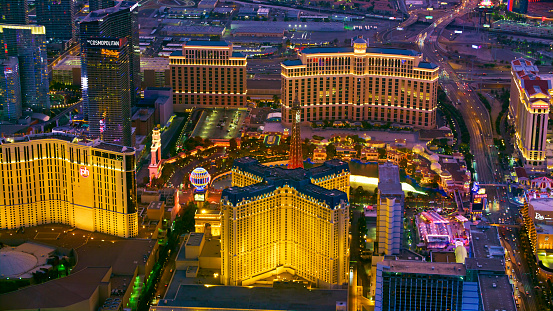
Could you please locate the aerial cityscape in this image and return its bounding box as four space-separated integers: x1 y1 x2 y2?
0 0 551 310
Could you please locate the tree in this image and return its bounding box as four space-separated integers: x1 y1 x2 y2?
377 148 387 159
229 138 238 151
326 143 336 158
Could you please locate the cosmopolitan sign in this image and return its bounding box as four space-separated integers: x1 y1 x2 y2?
86 39 120 47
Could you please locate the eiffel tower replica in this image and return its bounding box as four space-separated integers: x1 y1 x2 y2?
288 94 303 169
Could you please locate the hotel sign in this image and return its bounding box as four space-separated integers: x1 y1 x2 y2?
80 166 90 178
86 39 120 47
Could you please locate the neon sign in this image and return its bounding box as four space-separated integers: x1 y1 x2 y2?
80 166 90 178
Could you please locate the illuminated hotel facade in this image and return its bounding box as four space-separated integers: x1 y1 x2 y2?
169 41 247 112
281 37 439 129
0 133 138 238
221 158 350 289
510 59 552 172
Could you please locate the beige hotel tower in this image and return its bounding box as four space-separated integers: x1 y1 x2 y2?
169 41 247 111
0 133 138 238
281 37 439 129
221 158 350 289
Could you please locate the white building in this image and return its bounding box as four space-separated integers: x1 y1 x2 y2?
377 163 404 255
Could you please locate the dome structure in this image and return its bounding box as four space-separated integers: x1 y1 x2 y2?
430 162 442 172
189 167 211 191
412 144 424 154
429 154 440 163
0 251 37 278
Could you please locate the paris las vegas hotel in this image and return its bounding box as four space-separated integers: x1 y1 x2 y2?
0 133 138 238
281 37 439 129
221 157 351 289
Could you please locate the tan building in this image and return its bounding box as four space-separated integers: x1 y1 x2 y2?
281 37 439 129
510 59 552 172
221 157 350 289
0 133 138 238
169 41 247 112
194 206 222 237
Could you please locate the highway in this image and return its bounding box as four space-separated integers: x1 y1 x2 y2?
416 0 538 310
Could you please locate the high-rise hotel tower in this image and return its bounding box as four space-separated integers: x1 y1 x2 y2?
281 37 439 129
510 59 552 172
0 133 138 238
221 158 350 289
169 41 247 111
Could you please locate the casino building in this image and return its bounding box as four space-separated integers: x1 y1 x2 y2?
0 133 138 238
169 41 247 111
510 59 552 172
221 158 350 289
281 37 439 129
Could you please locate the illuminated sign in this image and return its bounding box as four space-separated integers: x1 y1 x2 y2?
425 16 433 19
101 49 120 57
483 24 490 28
474 194 487 199
4 67 12 74
86 39 120 47
472 182 480 193
99 119 105 133
80 166 90 178
194 193 205 202
471 45 481 49
536 213 545 221
454 30 463 34
397 27 404 30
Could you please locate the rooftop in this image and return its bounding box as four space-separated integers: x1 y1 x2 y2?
478 274 516 311
0 133 135 153
378 260 465 276
0 267 112 310
465 258 505 272
223 158 349 208
186 233 204 247
299 46 421 57
378 163 402 196
470 225 503 259
530 198 553 212
184 40 231 47
157 283 347 311
82 1 138 23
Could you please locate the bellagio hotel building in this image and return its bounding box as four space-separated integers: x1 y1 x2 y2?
281 37 439 129
169 41 247 112
221 157 350 289
0 133 138 238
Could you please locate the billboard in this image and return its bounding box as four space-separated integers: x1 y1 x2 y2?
508 0 528 14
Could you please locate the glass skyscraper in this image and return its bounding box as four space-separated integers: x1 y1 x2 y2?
84 37 131 146
0 0 29 25
0 56 22 122
80 0 140 118
0 24 50 111
36 0 76 42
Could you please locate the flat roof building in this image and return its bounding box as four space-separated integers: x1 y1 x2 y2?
0 133 138 238
153 283 348 311
169 41 247 111
281 37 439 129
510 59 552 172
377 163 404 255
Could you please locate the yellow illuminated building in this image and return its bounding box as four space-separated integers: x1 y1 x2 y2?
281 37 439 129
169 41 247 112
0 133 138 238
221 158 350 289
510 59 552 172
194 207 221 237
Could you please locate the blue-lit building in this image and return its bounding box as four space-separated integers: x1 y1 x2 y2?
0 24 50 111
0 56 22 122
0 0 29 25
221 158 351 289
36 0 75 43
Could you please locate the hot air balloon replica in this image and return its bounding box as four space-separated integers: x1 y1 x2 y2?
189 167 211 202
